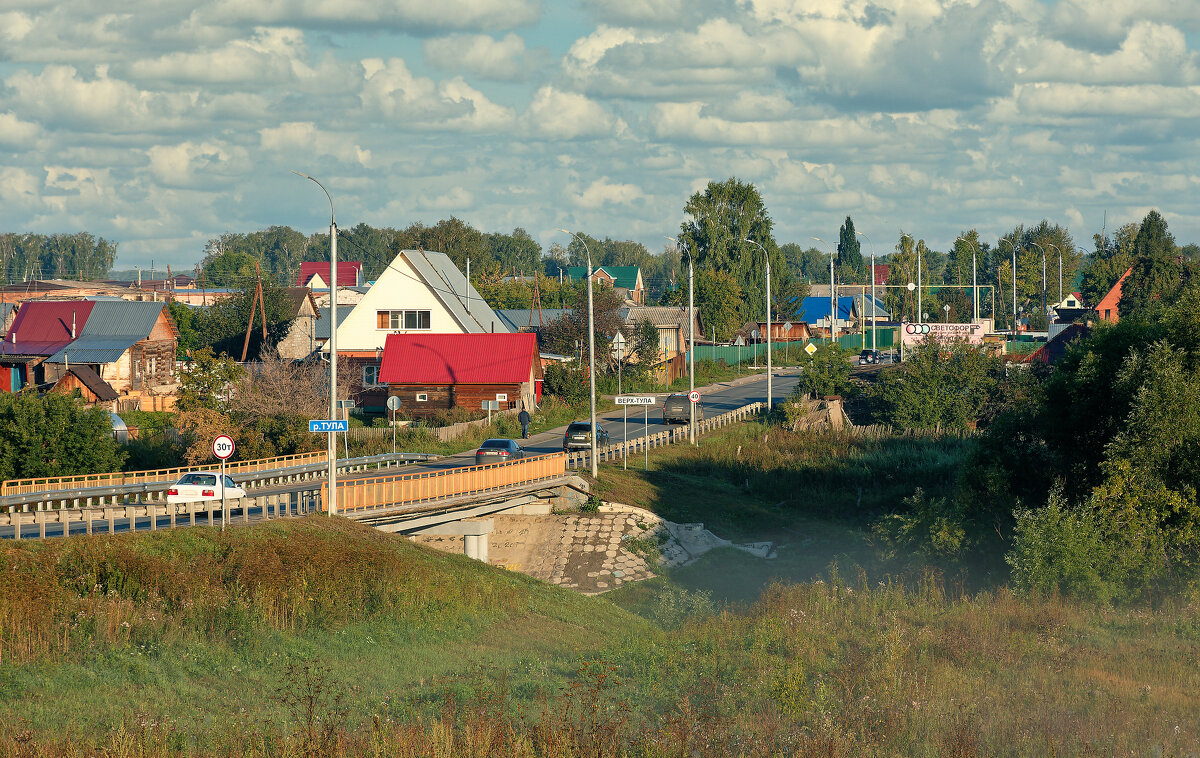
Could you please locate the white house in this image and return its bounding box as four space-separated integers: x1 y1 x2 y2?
321 249 508 403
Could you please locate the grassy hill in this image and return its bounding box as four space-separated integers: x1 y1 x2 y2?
1 479 1197 755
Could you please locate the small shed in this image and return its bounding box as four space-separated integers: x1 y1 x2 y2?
378 333 542 416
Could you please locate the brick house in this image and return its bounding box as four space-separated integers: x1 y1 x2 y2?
1095 268 1133 323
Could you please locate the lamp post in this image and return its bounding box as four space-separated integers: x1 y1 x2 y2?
744 238 772 410
1001 238 1017 349
560 229 598 478
293 170 338 517
1046 243 1062 304
1030 241 1047 324
811 237 835 341
857 232 876 351
956 235 980 322
666 236 696 443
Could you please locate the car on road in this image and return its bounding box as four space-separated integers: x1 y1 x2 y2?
475 438 526 465
166 472 246 504
858 349 882 365
662 393 704 424
562 421 610 451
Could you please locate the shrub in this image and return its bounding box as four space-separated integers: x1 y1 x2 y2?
794 344 852 399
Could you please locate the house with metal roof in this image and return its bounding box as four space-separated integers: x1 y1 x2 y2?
0 300 97 392
567 265 645 304
297 261 363 289
495 308 572 333
796 296 858 337
378 332 542 416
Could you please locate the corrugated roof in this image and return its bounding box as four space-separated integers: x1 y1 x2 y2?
399 250 509 333
298 261 362 287
46 336 140 364
379 333 538 384
796 296 858 323
0 301 96 356
495 308 571 332
620 306 700 336
42 301 169 364
315 307 352 340
60 365 118 401
567 265 641 290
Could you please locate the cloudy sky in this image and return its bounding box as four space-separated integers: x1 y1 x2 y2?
0 0 1197 270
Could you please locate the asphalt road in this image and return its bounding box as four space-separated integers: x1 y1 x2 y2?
418 367 803 468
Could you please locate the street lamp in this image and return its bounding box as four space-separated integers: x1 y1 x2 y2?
1001 238 1018 349
1029 241 1047 324
857 231 876 351
901 233 922 323
956 234 980 322
292 170 338 517
666 236 697 444
744 238 772 410
559 229 599 478
1046 243 1062 305
811 237 835 341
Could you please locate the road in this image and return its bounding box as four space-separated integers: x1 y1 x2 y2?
413 367 802 468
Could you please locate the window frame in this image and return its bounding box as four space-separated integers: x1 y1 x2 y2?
376 309 432 331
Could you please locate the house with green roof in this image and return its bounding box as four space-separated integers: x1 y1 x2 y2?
565 265 645 304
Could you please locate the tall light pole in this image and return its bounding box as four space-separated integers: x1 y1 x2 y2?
1029 241 1047 325
956 235 981 322
666 236 696 443
1046 243 1062 304
1001 238 1017 346
293 170 338 517
561 229 598 477
811 237 835 341
857 232 876 350
900 232 922 322
744 238 772 409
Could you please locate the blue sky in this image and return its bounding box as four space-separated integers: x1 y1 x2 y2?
0 0 1197 271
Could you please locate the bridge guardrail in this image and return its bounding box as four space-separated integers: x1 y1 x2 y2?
324 453 567 514
567 401 765 469
1 451 330 495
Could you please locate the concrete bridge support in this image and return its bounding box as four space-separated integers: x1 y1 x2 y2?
410 519 494 562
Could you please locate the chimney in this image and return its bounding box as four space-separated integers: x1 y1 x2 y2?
71 312 76 339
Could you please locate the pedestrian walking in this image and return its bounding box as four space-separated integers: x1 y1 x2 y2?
518 406 531 439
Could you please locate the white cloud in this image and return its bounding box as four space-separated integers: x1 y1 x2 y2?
572 177 645 208
196 0 540 32
523 86 625 140
649 102 878 147
146 141 248 186
4 64 196 132
259 123 372 166
1019 22 1199 86
359 57 516 131
0 167 40 208
1011 83 1200 119
0 11 33 41
423 33 537 81
416 187 474 211
0 112 42 148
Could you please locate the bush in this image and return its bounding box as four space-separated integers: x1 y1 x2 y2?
794 344 852 398
871 340 1000 431
544 362 589 408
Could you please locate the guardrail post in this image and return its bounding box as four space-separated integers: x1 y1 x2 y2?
106 508 115 534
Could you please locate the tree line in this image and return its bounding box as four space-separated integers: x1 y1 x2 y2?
0 232 117 282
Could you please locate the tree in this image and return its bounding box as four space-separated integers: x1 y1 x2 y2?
793 344 852 398
631 318 661 369
192 280 298 358
0 393 125 481
872 340 1001 430
200 249 258 288
1121 210 1180 317
694 269 743 340
780 243 828 284
539 285 626 361
176 348 245 413
836 216 864 284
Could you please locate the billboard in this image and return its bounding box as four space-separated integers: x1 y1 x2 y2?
901 321 987 346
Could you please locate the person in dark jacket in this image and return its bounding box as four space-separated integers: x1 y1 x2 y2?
518 407 531 438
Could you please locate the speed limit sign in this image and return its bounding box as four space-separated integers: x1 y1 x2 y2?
688 390 700 403
212 435 235 460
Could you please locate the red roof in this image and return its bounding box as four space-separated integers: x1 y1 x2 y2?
872 264 890 286
298 261 362 288
379 333 539 385
0 301 96 356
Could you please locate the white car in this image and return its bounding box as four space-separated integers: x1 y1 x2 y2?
166 472 246 504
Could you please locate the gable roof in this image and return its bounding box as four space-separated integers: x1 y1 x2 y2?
398 250 506 333
496 308 571 332
59 365 119 401
0 300 96 356
315 307 352 340
298 261 362 288
567 265 641 290
379 332 539 384
796 296 857 324
44 301 172 364
280 286 319 317
619 305 699 336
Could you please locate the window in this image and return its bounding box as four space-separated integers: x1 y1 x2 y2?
376 310 431 330
362 365 380 386
416 393 428 402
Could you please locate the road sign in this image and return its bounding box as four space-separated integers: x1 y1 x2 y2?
496 393 508 402
688 390 700 403
386 395 401 411
782 321 793 332
750 329 759 339
735 335 745 346
943 304 951 312
337 399 355 409
615 395 656 405
309 419 348 432
611 332 626 350
212 435 235 460
482 400 500 411
805 342 817 356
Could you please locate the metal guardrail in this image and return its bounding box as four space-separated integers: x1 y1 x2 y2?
324 453 567 514
566 401 765 468
0 452 437 514
1 450 330 495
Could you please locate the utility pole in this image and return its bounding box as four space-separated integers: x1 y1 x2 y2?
293 171 338 517
857 232 876 351
562 229 598 478
744 238 772 409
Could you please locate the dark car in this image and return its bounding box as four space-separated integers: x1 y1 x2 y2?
662 393 703 424
475 438 526 465
562 421 610 451
858 349 882 365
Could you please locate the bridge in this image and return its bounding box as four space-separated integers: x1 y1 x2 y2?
0 400 765 555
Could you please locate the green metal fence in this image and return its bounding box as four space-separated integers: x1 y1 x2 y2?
687 329 897 366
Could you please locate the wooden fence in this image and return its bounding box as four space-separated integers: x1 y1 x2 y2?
324 452 567 514
1 451 328 496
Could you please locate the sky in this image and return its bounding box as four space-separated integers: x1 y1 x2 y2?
0 0 1197 271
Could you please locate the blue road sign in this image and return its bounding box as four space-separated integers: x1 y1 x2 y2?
309 419 348 433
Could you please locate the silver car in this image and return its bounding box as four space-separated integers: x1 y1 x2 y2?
475 438 526 464
662 393 703 424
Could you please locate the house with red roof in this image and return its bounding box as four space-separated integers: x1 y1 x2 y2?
1095 267 1133 323
378 333 542 417
297 261 363 289
0 300 96 392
